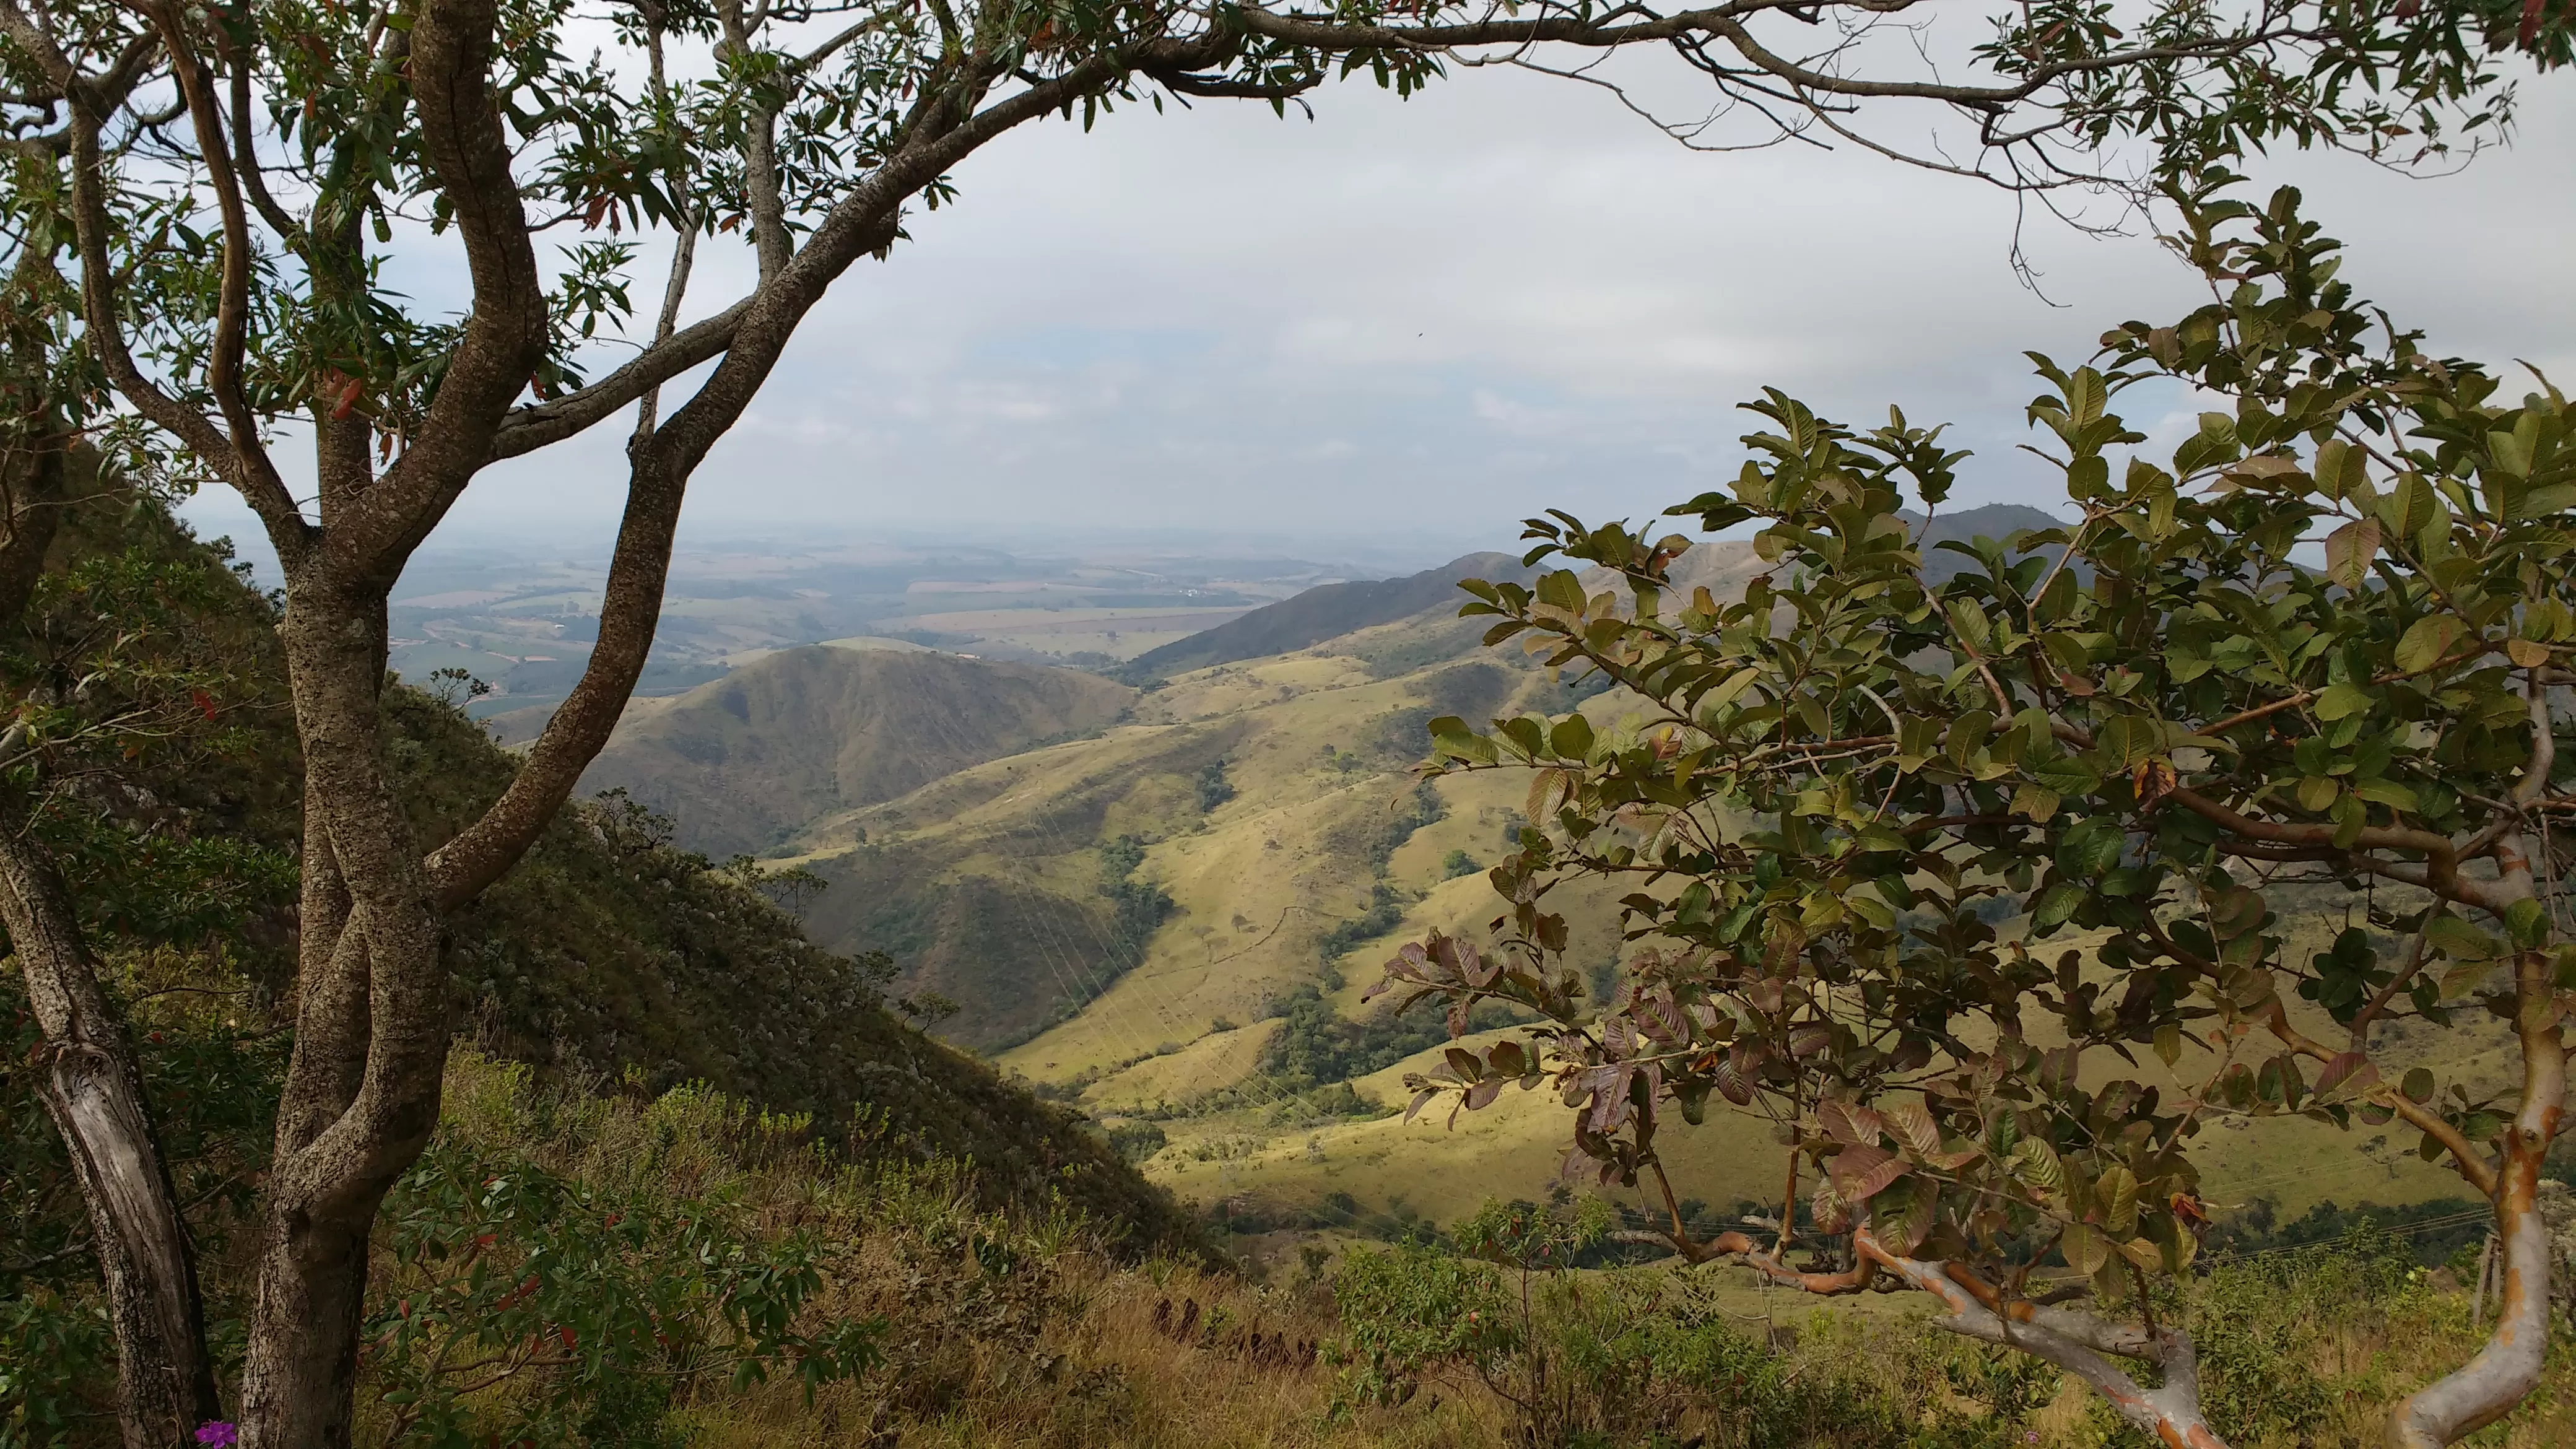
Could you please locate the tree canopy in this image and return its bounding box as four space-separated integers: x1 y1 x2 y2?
1389 176 2574 1448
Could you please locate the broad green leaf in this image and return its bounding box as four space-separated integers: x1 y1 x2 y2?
2061 1220 2108 1274
2031 882 2085 932
2208 886 2267 940
2387 474 2439 537
1549 713 1595 761
2394 615 2463 674
2099 1165 2139 1237
2009 1138 2063 1191
2505 897 2549 948
2322 518 2379 590
2011 783 2061 821
2425 915 2499 962
1945 599 1993 657
1700 666 1762 716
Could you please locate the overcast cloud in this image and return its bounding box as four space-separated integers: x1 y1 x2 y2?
185 40 2576 568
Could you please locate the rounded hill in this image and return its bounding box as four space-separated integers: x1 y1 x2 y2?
580 645 1134 857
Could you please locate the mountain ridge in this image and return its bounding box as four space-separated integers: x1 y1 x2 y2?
1114 550 1535 682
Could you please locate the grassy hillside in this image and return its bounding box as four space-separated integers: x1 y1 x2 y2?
1116 551 1534 681
759 529 2499 1251
577 644 1136 857
382 689 1197 1249
783 621 1606 1055
0 484 1201 1253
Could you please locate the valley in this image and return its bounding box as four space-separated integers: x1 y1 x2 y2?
383 534 1381 739
528 507 2491 1258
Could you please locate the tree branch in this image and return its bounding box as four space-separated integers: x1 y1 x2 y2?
487 300 751 459
1853 1228 2227 1449
330 0 549 583
149 3 266 477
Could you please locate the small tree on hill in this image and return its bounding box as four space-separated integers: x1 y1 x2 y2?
3 1 2565 1443
1386 177 2572 1448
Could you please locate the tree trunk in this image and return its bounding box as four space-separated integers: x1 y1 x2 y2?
2469 1233 2492 1326
2385 945 2567 1448
0 800 222 1449
238 585 452 1449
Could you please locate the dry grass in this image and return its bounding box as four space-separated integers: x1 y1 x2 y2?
385 1056 2576 1449
681 1263 1502 1449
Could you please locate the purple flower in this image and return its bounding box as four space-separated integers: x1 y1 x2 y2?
196 1423 238 1448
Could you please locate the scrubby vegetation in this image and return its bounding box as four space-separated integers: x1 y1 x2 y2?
1329 1204 2576 1449
20 1022 2570 1449
1259 985 1515 1094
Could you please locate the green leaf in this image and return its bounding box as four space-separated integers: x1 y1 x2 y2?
2425 915 2499 962
1945 599 1993 657
2056 819 2125 877
1946 710 1997 766
2506 898 2550 949
2313 682 2372 721
2208 886 2267 940
2395 615 2462 674
1700 666 1762 716
2322 518 2380 590
1427 716 1497 764
2061 1220 2108 1274
2010 783 2062 822
2031 882 2085 932
1549 714 1595 762
2313 438 2366 501
2099 1164 2139 1237
2030 756 2104 796
1879 1179 1938 1254
2066 368 2108 427
2402 1067 2435 1103
2009 1138 2063 1191
2388 474 2439 537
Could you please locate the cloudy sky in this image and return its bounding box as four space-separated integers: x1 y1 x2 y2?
183 30 2576 571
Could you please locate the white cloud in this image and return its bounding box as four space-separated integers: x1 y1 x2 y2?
183 33 2576 565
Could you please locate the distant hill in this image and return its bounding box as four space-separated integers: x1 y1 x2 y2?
580 646 1134 857
1910 503 2073 581
1115 550 1533 681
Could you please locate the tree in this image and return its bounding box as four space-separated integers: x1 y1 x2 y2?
1386 175 2572 1447
0 1 2561 1445
0 236 280 1448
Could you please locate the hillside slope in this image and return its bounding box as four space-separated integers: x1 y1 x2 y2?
390 690 1198 1249
3 487 1201 1255
783 601 1606 1055
580 645 1134 857
770 523 2486 1244
1116 550 1534 681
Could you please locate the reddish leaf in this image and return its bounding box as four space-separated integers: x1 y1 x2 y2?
1829 1144 1906 1202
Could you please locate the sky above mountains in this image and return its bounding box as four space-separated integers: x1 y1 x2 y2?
182 41 2575 570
